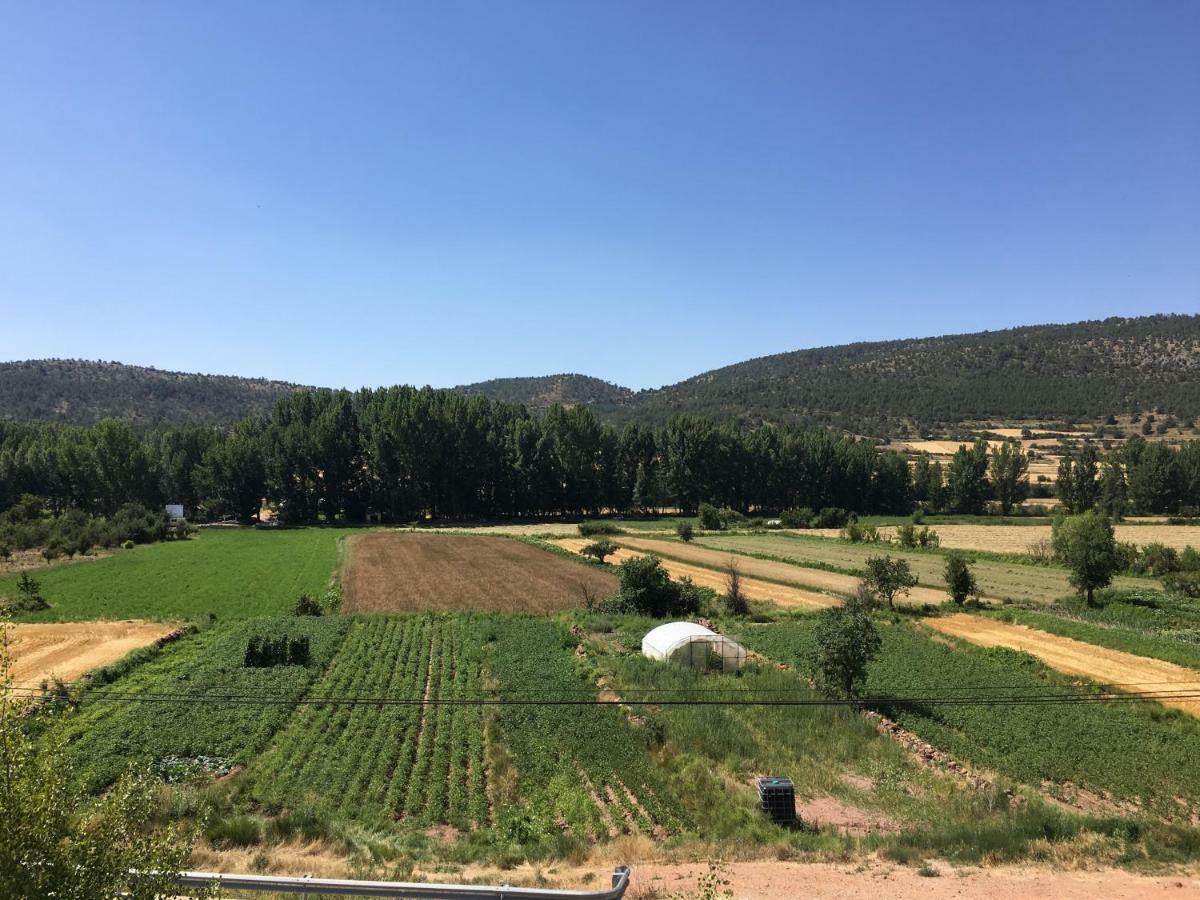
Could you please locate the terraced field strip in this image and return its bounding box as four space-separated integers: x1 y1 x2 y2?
925 613 1200 717
245 615 488 828
695 533 1070 605
805 523 1196 557
6 620 179 685
611 536 946 606
552 539 837 610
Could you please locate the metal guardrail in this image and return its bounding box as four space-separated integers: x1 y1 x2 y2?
175 865 631 898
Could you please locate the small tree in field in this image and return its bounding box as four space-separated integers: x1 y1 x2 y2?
811 605 881 698
863 556 918 610
580 540 618 563
724 558 748 616
1052 511 1121 606
943 552 978 605
675 522 695 542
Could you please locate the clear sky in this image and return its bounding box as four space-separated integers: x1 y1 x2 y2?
1 1 1196 391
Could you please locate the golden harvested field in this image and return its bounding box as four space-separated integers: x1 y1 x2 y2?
552 538 837 610
341 533 617 613
696 533 1083 604
610 536 948 605
7 620 177 686
925 613 1200 717
807 523 1200 555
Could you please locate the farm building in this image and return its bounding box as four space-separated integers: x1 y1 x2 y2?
642 622 747 672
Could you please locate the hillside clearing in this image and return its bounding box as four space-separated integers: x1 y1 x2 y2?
553 538 838 609
925 613 1200 717
6 620 178 686
341 533 617 613
610 536 947 605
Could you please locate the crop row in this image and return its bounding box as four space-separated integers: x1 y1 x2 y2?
486 617 684 840
245 615 487 828
739 618 1200 811
55 616 351 791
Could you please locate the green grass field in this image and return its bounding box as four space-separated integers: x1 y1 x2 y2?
0 527 355 623
695 531 1156 603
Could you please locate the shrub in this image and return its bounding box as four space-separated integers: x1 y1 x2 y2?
724 559 748 616
6 571 50 613
812 507 852 529
675 522 695 542
577 522 622 537
205 814 262 848
1138 543 1180 577
698 503 723 531
1181 546 1200 573
841 522 880 543
121 539 135 550
292 593 324 616
717 507 745 528
617 555 700 617
779 507 814 529
944 552 979 605
580 540 618 563
0 542 10 563
1163 572 1200 599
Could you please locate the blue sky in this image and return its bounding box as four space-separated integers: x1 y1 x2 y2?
1 1 1196 390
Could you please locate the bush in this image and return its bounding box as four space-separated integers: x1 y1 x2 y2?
812 507 852 529
292 593 324 616
779 507 814 529
944 552 979 605
580 540 618 563
1181 546 1200 573
841 522 880 543
577 521 622 537
675 522 695 542
810 605 881 698
894 523 939 548
1138 543 1180 577
121 539 135 550
698 503 723 531
1163 572 1200 599
6 571 50 613
724 559 749 617
205 814 262 848
617 555 700 617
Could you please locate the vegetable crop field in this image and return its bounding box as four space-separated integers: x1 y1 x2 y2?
341 532 617 613
0 528 349 622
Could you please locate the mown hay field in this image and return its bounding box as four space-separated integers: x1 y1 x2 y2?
341 532 617 613
553 538 838 609
694 533 1151 604
806 523 1200 555
6 620 179 686
0 528 348 623
607 536 947 605
925 613 1200 717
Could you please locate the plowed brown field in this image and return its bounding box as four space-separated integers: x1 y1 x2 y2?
610 536 946 606
926 613 1200 716
553 538 839 610
342 533 617 613
7 620 177 685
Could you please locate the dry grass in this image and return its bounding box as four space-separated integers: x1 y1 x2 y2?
341 533 617 613
611 536 946 606
813 524 1200 555
5 620 178 686
554 538 842 610
926 613 1200 717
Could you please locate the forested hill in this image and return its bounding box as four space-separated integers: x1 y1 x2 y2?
0 360 306 426
454 374 633 410
599 315 1200 434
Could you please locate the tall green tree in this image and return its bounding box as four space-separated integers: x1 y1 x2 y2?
1056 444 1100 514
946 439 990 514
1051 511 1121 605
989 440 1029 514
810 605 881 698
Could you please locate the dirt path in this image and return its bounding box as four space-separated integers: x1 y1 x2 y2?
552 539 838 610
6 620 178 685
612 536 946 606
926 613 1200 716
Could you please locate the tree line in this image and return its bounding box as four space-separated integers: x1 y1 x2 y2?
2 386 1200 524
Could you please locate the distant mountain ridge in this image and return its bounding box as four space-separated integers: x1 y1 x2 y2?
0 359 306 426
4 315 1199 432
454 374 633 411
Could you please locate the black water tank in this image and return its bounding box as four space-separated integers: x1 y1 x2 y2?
756 776 796 825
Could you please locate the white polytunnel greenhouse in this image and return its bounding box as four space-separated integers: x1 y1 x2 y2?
641 622 747 672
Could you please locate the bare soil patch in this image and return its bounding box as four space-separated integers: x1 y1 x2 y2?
553 539 837 610
926 613 1200 717
6 620 178 685
341 533 617 613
